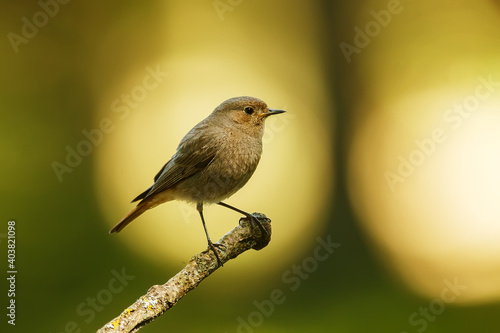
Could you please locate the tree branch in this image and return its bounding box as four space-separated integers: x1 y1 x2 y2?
97 213 272 333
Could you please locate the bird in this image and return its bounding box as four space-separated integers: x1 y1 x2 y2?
110 96 285 266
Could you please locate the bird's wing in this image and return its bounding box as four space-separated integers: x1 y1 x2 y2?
133 125 220 203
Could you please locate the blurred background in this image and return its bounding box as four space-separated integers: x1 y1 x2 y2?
2 0 500 332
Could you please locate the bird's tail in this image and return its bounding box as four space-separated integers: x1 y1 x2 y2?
109 202 150 233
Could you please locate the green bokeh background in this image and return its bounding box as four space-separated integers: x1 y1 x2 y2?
2 1 500 332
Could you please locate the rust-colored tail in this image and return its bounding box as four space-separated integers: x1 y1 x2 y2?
109 202 150 233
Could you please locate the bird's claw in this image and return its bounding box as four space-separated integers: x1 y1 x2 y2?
202 241 225 267
248 214 270 237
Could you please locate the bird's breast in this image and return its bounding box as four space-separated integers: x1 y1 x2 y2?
173 130 263 204
198 134 262 202
217 132 262 175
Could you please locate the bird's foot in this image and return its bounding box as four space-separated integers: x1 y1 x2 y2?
248 214 270 237
239 213 271 250
203 241 226 267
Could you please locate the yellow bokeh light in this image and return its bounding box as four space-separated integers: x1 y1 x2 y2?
346 0 500 304
350 89 500 304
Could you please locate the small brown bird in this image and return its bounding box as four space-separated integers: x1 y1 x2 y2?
110 96 285 265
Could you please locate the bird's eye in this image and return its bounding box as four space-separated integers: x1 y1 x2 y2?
244 107 254 115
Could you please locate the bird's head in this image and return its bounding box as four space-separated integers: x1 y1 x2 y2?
213 96 286 136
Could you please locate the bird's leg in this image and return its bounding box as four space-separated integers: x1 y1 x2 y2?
197 203 224 267
217 202 269 237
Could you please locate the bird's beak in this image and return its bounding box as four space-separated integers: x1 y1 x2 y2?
261 108 286 118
